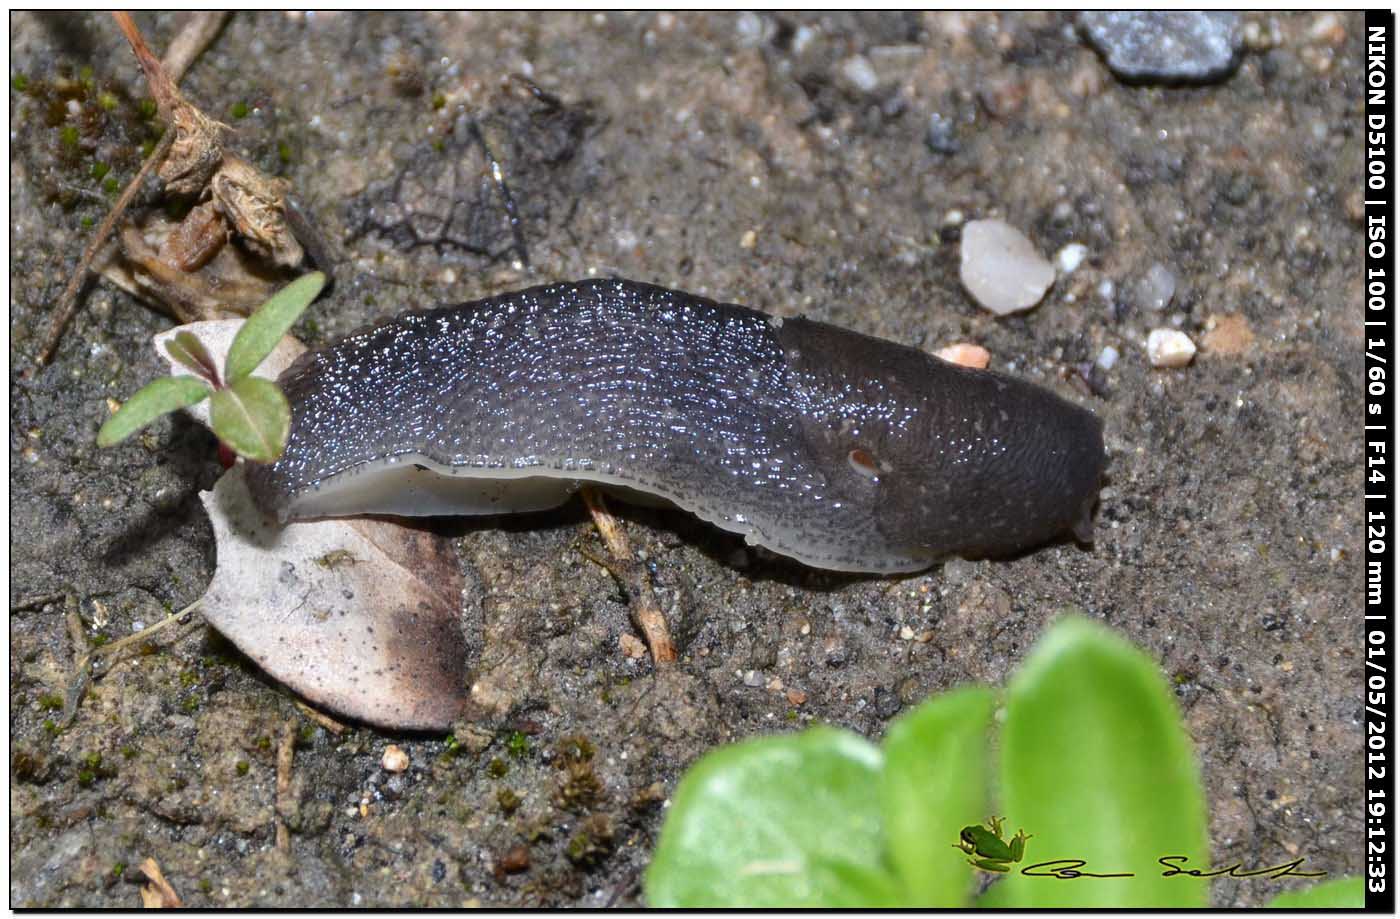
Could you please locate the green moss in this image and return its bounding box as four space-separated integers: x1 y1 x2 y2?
235 760 250 776
277 140 292 164
496 787 522 815
91 632 110 647
12 73 28 92
140 138 156 158
102 176 120 195
37 692 64 711
556 762 603 813
178 670 199 688
230 100 249 119
120 745 137 759
431 138 446 154
198 878 212 893
255 735 272 752
78 65 94 87
59 124 80 150
111 862 126 879
486 757 509 779
506 731 530 759
138 97 157 119
42 719 58 735
432 91 447 110
556 735 595 765
91 161 109 181
180 695 200 713
77 768 96 787
98 91 118 112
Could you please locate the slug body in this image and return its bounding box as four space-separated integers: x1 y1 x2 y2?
246 279 1105 572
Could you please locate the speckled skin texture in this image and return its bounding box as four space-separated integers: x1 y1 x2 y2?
246 279 1104 571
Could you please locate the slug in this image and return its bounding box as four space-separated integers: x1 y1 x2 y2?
245 279 1105 573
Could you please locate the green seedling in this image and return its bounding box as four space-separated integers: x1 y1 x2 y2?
96 271 325 461
954 816 1030 873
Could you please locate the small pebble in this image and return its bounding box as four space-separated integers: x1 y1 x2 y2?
786 688 808 706
739 229 757 250
1055 243 1089 274
619 633 647 660
898 625 915 641
1135 263 1177 311
1096 345 1120 371
840 55 880 93
935 343 991 369
381 744 410 773
959 219 1055 315
499 845 531 875
1147 329 1197 368
1079 11 1242 83
743 669 764 687
925 112 959 155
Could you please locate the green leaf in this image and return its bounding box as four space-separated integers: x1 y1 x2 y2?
644 726 900 907
881 687 995 906
96 376 212 447
165 330 220 384
208 376 291 462
997 615 1209 907
1264 877 1365 908
224 271 325 382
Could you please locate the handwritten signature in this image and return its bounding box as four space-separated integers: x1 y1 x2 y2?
1018 856 1327 880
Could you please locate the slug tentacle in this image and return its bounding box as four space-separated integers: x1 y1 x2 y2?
245 278 1105 572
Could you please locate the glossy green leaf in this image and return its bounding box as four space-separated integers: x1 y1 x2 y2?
165 330 220 385
208 375 291 462
96 376 211 447
1264 877 1365 908
224 271 325 382
644 726 900 907
997 615 1208 908
881 687 995 906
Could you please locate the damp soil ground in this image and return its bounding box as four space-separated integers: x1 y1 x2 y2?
9 11 1364 908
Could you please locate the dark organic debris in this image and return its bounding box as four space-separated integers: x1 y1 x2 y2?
1078 12 1243 85
347 81 597 266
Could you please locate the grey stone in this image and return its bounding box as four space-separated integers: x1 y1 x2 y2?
1080 11 1243 83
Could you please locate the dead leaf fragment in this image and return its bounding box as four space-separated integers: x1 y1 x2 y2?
155 322 470 731
138 858 181 908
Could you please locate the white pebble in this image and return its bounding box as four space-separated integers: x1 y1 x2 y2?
840 55 880 93
1096 345 1120 371
1055 243 1088 274
380 744 410 772
935 342 991 369
1136 262 1177 311
959 219 1055 315
1146 329 1196 368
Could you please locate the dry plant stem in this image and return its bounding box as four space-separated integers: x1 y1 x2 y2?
35 10 225 366
60 598 199 728
10 592 67 613
579 487 677 664
294 699 347 735
159 11 229 84
34 128 176 367
275 719 296 854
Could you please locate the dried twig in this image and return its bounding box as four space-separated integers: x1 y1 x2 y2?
35 129 175 367
293 699 346 735
275 719 296 854
159 11 229 84
578 487 677 664
33 9 226 367
60 599 201 728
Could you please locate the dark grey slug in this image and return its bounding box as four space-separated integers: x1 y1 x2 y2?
245 279 1106 573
